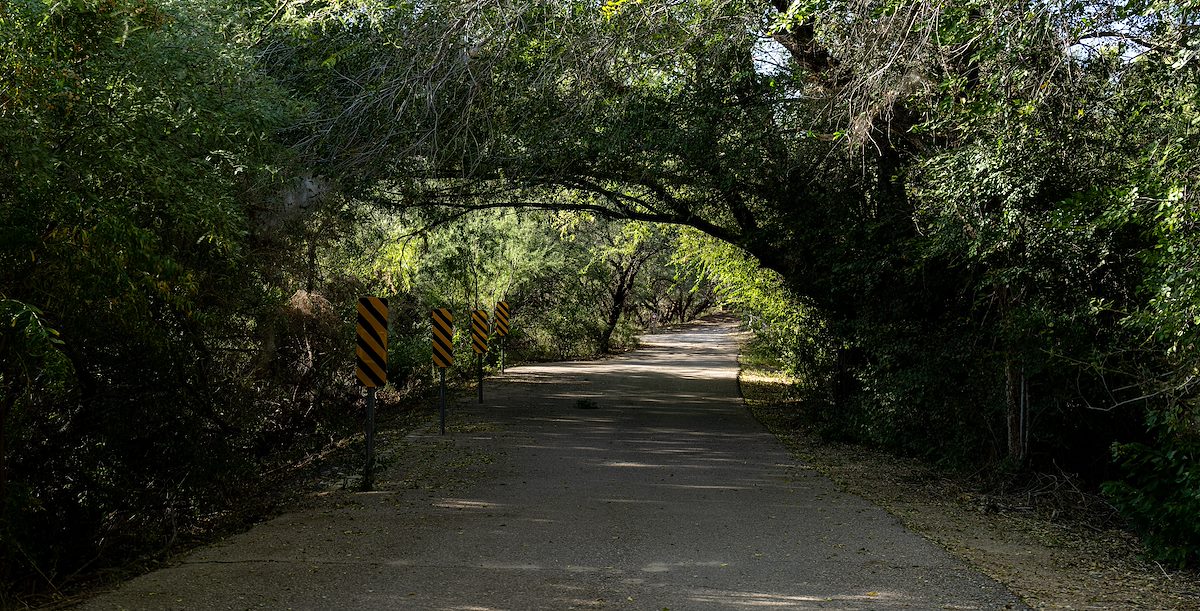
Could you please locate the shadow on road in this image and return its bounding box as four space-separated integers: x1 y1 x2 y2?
79 316 1026 610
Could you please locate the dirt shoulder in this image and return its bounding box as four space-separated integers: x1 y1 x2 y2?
738 354 1200 610
38 390 489 611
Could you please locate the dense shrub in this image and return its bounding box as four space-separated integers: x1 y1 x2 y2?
1105 429 1200 567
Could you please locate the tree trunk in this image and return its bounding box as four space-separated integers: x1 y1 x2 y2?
599 250 650 353
0 332 14 507
996 279 1027 465
0 389 13 506
599 284 627 354
833 346 848 412
1004 357 1026 464
305 233 319 293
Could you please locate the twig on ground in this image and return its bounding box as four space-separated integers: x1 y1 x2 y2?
1156 561 1174 580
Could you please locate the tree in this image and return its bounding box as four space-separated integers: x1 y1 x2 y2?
266 0 1200 502
0 0 300 592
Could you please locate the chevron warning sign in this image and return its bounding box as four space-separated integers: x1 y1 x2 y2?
431 308 453 368
356 297 388 387
494 301 510 337
471 309 488 354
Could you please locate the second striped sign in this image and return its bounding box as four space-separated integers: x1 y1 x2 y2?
431 308 453 435
494 300 510 337
355 296 388 488
471 309 488 403
431 308 453 368
355 297 388 387
471 309 489 353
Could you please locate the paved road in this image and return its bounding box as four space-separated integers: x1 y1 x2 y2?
82 317 1025 610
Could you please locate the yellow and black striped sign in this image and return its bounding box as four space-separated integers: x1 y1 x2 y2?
471 309 488 354
431 308 454 368
494 301 510 337
356 297 388 387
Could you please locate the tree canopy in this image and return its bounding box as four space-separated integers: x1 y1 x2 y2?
3 0 1200 600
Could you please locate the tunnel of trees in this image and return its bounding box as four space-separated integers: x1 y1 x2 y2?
2 0 1198 601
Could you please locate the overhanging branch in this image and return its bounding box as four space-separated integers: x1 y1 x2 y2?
367 194 743 246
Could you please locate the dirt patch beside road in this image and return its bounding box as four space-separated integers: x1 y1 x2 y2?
738 357 1200 610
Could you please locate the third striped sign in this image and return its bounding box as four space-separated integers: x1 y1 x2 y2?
494 300 510 337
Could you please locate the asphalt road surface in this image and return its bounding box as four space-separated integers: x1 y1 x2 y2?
81 316 1026 610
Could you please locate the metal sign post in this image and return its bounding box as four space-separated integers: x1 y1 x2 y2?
494 301 510 374
471 309 488 403
365 387 376 485
356 296 389 490
431 308 454 435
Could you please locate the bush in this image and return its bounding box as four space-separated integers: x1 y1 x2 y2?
1104 429 1200 568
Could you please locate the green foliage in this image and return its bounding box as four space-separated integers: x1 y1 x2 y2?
676 229 828 385
1105 429 1200 568
0 0 306 598
5 0 1200 594
387 210 708 369
0 300 71 388
1093 45 1200 564
265 0 1198 558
